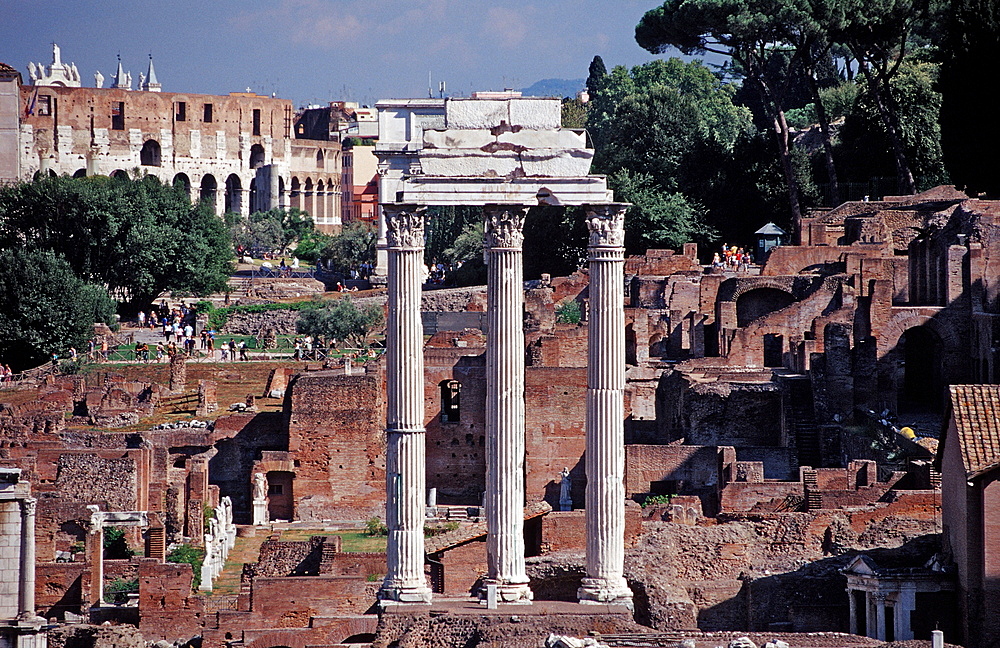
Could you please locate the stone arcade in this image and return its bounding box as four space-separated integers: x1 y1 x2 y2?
375 96 632 607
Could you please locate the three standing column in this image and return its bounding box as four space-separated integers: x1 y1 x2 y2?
578 204 633 608
379 204 433 605
483 204 533 604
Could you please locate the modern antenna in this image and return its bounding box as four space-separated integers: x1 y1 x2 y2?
438 81 446 98
428 71 432 98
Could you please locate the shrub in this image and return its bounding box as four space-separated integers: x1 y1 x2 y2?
103 527 134 559
642 493 672 508
104 577 138 605
555 299 582 324
365 516 387 536
167 543 206 591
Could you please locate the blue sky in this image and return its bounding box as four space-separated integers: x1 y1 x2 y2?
1 0 696 108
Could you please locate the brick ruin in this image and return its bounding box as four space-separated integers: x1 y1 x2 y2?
4 186 1000 646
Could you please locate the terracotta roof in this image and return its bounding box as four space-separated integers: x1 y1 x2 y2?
0 62 21 79
949 384 1000 476
425 501 551 554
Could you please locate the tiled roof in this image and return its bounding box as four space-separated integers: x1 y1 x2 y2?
425 501 551 554
0 62 21 78
950 385 1000 476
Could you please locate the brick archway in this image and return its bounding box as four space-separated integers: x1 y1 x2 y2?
878 311 960 358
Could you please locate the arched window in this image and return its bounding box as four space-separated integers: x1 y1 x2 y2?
316 149 324 169
225 174 242 214
200 174 218 210
173 173 191 196
140 139 161 166
249 143 266 170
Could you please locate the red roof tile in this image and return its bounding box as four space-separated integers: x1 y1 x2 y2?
950 384 1000 475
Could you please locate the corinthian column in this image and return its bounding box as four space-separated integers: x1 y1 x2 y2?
18 498 39 621
483 204 532 604
379 204 432 605
578 203 632 608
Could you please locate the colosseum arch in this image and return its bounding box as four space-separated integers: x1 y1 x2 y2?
315 179 326 221
289 177 301 211
200 174 218 210
140 139 161 166
249 143 266 170
224 174 242 214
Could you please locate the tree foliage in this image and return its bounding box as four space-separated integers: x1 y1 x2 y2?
0 175 232 309
0 248 115 370
295 298 383 347
321 222 377 272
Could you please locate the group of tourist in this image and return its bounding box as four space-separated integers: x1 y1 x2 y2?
0 364 16 382
712 244 754 272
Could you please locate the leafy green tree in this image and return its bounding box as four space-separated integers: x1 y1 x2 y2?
322 222 377 272
442 221 487 287
830 0 941 194
522 205 589 280
836 58 946 191
231 214 283 255
0 175 232 309
296 298 383 347
586 55 608 95
637 0 810 236
611 170 713 253
243 207 314 252
561 97 588 129
0 249 115 370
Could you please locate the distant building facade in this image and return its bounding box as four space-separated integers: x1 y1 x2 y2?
1 45 343 232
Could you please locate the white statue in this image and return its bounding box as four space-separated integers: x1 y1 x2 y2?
28 61 38 82
138 72 146 88
253 472 266 500
559 467 572 511
94 70 104 88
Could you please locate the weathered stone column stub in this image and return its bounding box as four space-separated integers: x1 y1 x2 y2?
380 204 433 605
18 498 39 621
482 204 533 604
578 203 633 608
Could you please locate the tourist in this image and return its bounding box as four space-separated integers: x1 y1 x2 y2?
238 340 249 362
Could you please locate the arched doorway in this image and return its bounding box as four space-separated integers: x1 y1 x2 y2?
110 169 128 180
899 325 943 411
249 143 266 170
140 139 161 166
200 174 217 211
72 168 87 178
224 174 242 214
173 173 191 198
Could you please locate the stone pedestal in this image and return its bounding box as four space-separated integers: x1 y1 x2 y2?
482 205 532 604
252 499 268 526
379 205 432 605
578 204 632 608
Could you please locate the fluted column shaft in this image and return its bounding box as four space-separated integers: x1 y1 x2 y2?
18 498 37 619
579 204 632 607
483 205 532 604
379 204 432 604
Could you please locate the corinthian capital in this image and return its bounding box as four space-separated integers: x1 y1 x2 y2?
384 204 425 250
484 205 527 249
585 204 627 248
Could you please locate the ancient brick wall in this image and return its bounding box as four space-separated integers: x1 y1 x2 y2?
525 367 588 508
424 347 487 504
137 559 204 641
625 444 720 500
250 575 378 619
286 370 386 520
53 452 137 510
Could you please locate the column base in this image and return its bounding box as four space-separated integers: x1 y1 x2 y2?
578 577 633 610
368 273 387 287
478 579 534 605
378 580 433 605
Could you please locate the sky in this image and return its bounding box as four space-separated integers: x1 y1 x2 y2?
1 0 697 109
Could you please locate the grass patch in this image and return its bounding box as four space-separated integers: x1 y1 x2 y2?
278 529 386 553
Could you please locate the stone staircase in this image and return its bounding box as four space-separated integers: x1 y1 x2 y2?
205 529 268 598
